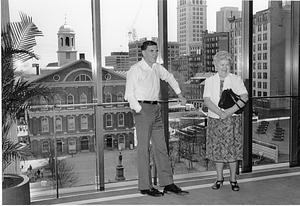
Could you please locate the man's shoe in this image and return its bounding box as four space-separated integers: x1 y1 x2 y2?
140 188 164 197
163 183 189 195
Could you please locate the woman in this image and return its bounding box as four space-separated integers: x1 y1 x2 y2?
203 51 248 191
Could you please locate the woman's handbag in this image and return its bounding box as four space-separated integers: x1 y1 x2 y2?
218 89 246 114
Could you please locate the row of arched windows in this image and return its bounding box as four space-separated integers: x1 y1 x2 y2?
105 92 124 103
41 112 125 132
41 115 89 132
42 92 125 106
106 113 124 127
42 137 88 153
42 134 127 153
41 93 88 107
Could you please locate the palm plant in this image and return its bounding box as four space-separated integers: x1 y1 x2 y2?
2 12 53 173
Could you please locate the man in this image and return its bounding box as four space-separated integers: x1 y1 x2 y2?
125 40 189 197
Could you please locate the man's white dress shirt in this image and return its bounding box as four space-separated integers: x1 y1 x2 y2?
125 59 181 113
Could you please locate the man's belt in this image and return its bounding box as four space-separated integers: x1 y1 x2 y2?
138 100 158 104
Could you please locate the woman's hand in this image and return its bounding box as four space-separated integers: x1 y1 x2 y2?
224 109 235 118
219 109 234 119
219 111 227 119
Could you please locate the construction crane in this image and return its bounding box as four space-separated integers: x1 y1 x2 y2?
127 0 145 42
127 27 138 42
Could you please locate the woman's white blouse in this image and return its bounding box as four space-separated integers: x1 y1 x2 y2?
203 73 248 118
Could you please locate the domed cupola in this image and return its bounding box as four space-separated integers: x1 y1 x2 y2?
59 23 75 34
57 18 77 66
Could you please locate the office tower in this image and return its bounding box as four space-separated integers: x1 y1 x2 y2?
128 38 144 67
228 1 291 114
177 0 207 56
128 37 179 69
105 52 129 71
202 31 229 72
168 41 180 70
216 7 241 32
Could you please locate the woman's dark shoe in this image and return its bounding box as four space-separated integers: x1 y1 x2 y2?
229 180 240 191
212 178 224 190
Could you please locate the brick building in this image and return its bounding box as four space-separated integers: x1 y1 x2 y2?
27 22 134 158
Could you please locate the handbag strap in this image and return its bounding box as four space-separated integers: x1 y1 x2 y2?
228 92 246 109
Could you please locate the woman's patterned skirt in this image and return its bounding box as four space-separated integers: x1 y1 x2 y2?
206 115 243 162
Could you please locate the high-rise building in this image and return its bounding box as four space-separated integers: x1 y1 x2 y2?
128 37 180 69
202 31 229 72
167 41 180 69
128 38 144 67
228 1 291 115
184 72 213 108
177 0 207 56
216 7 241 32
105 52 129 71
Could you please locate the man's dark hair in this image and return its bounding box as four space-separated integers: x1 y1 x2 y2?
141 40 157 51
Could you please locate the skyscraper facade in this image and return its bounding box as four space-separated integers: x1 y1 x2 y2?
228 1 291 115
216 7 241 32
105 52 129 71
202 31 230 72
128 37 180 69
177 0 207 56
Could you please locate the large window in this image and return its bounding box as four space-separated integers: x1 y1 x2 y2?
67 94 74 109
80 93 87 108
118 113 124 127
55 117 62 131
68 116 75 130
41 117 49 132
8 0 299 201
54 94 62 105
105 93 112 103
117 92 123 102
81 115 88 129
42 140 50 153
106 114 112 127
68 138 76 153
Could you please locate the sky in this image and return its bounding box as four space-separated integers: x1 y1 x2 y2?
8 0 269 73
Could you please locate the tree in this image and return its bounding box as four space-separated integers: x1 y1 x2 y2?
48 159 79 188
41 138 78 188
2 12 53 174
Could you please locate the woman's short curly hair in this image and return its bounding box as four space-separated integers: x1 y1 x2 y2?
213 51 233 66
